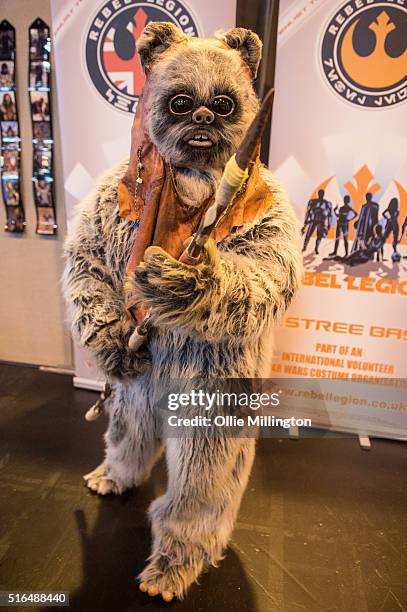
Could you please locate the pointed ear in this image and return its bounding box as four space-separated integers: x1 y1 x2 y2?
220 28 262 78
137 22 185 71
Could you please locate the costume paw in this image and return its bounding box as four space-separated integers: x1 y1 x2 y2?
83 463 121 495
83 463 105 482
138 552 203 602
139 580 174 602
132 242 219 322
137 246 202 296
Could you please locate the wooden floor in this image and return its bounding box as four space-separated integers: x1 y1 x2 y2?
0 364 406 611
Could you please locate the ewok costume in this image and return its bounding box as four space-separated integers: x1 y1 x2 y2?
63 23 302 601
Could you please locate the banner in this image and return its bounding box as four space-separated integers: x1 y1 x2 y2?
270 0 407 438
51 0 237 388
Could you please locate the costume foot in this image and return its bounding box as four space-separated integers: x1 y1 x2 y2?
139 581 174 602
83 463 121 495
329 251 337 256
83 463 105 482
138 553 203 602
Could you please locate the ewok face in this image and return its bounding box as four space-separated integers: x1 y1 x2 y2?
137 24 262 173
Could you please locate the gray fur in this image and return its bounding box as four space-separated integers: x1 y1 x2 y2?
137 22 185 71
63 24 302 601
141 436 256 595
220 28 262 78
63 160 302 597
143 31 259 176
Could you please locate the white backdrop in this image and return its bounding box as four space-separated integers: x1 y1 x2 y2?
50 0 237 388
51 0 407 440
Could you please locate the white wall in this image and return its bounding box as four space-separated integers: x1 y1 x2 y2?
0 0 72 368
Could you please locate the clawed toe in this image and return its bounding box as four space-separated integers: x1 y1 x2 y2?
87 479 99 491
83 463 105 482
162 591 174 602
97 478 118 495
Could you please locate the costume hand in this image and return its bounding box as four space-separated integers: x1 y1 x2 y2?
133 239 219 313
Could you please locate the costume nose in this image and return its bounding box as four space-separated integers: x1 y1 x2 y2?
192 106 215 125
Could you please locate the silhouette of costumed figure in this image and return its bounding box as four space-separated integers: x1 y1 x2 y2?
329 194 358 256
342 224 385 266
302 189 333 254
401 215 407 259
382 197 400 254
352 192 379 252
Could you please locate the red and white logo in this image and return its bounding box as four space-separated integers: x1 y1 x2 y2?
85 0 199 114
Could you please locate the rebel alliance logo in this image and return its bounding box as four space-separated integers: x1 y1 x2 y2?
321 0 407 108
85 0 199 114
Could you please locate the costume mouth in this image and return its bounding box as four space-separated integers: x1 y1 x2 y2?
183 131 216 148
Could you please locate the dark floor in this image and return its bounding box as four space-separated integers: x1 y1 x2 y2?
0 365 406 612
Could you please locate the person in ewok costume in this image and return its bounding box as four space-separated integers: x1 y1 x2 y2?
63 23 302 601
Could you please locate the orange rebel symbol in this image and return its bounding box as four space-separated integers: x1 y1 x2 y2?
341 11 407 89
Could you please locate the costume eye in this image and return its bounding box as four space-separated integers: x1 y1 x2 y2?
169 94 194 115
211 95 235 116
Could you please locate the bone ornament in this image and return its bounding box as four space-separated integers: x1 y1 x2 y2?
127 313 150 351
84 382 113 421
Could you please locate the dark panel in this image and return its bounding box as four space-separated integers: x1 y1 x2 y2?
236 0 280 164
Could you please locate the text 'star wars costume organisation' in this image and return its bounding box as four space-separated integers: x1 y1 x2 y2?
63 23 302 601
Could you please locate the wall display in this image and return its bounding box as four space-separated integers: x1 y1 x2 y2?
0 20 25 232
270 0 407 439
28 18 57 236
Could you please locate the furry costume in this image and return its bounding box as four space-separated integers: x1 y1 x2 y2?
63 22 302 601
